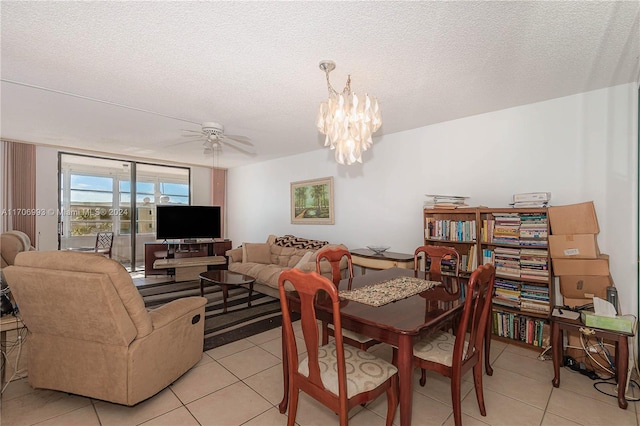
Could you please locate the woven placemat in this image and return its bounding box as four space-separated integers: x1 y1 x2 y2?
339 276 441 307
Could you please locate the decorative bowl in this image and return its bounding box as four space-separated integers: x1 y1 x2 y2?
367 245 391 255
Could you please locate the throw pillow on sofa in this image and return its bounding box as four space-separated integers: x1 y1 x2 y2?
293 251 314 270
243 243 272 264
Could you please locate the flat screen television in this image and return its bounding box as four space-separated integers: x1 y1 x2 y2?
156 205 221 241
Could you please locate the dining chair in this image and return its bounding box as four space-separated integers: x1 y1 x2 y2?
398 263 495 426
414 245 462 332
413 245 460 282
278 269 399 426
415 245 495 377
315 247 380 351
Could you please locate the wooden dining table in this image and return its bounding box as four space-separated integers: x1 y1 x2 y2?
278 267 464 426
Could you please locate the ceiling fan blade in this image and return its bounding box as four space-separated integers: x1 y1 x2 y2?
182 133 204 138
163 139 200 148
223 134 253 145
181 129 203 134
222 140 256 155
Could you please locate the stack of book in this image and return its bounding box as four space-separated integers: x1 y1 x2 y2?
510 192 551 208
491 213 521 244
519 214 548 246
492 278 521 309
519 284 550 313
493 247 521 278
424 194 469 209
519 248 549 281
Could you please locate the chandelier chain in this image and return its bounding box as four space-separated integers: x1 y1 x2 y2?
324 70 351 97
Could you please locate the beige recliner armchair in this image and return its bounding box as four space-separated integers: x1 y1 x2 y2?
1 230 35 268
3 251 207 406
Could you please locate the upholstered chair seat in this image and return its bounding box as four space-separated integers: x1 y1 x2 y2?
298 341 398 398
413 330 469 367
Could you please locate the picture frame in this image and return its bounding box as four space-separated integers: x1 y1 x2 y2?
291 176 334 225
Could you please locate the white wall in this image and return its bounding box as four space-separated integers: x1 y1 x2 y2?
228 84 638 317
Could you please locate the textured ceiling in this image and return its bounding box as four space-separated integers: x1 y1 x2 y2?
1 1 639 169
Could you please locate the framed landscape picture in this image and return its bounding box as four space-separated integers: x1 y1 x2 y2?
291 177 334 224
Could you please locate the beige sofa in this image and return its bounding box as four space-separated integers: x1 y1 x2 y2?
226 234 348 298
3 251 207 406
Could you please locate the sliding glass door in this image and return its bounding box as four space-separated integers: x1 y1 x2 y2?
59 153 190 271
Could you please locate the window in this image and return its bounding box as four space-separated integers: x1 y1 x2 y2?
68 174 115 236
60 154 191 266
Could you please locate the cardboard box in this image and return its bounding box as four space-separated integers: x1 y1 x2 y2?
549 234 600 259
552 255 609 276
580 311 633 333
562 296 593 309
548 202 599 235
560 275 610 299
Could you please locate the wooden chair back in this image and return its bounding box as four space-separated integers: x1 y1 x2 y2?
279 269 346 397
315 246 354 287
456 263 495 366
414 245 460 278
315 247 377 349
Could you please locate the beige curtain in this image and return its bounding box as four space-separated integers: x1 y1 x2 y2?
211 168 226 238
1 140 37 244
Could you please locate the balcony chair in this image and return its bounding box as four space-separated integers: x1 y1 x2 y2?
395 263 496 426
315 247 380 351
68 231 114 258
3 250 207 406
278 269 399 426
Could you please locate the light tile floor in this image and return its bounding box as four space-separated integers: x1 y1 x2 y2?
2 324 639 426
5 272 636 425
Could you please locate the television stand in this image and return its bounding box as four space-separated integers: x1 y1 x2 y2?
144 240 232 277
153 256 226 281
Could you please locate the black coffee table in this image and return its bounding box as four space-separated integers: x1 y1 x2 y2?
199 270 255 313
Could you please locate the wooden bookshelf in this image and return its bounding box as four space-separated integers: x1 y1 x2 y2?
423 207 553 349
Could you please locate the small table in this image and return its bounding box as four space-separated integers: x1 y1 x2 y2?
1 315 26 389
551 309 634 409
199 270 255 313
349 248 414 274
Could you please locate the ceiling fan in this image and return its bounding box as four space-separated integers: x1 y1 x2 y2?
180 122 255 156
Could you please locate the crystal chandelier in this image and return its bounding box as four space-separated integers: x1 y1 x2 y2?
315 60 381 165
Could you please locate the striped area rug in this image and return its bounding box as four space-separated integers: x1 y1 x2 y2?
137 280 290 351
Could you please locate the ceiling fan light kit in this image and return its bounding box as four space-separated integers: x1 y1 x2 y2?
316 60 382 165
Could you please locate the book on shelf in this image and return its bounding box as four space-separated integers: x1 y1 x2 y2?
492 311 548 346
466 245 478 271
425 218 476 242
